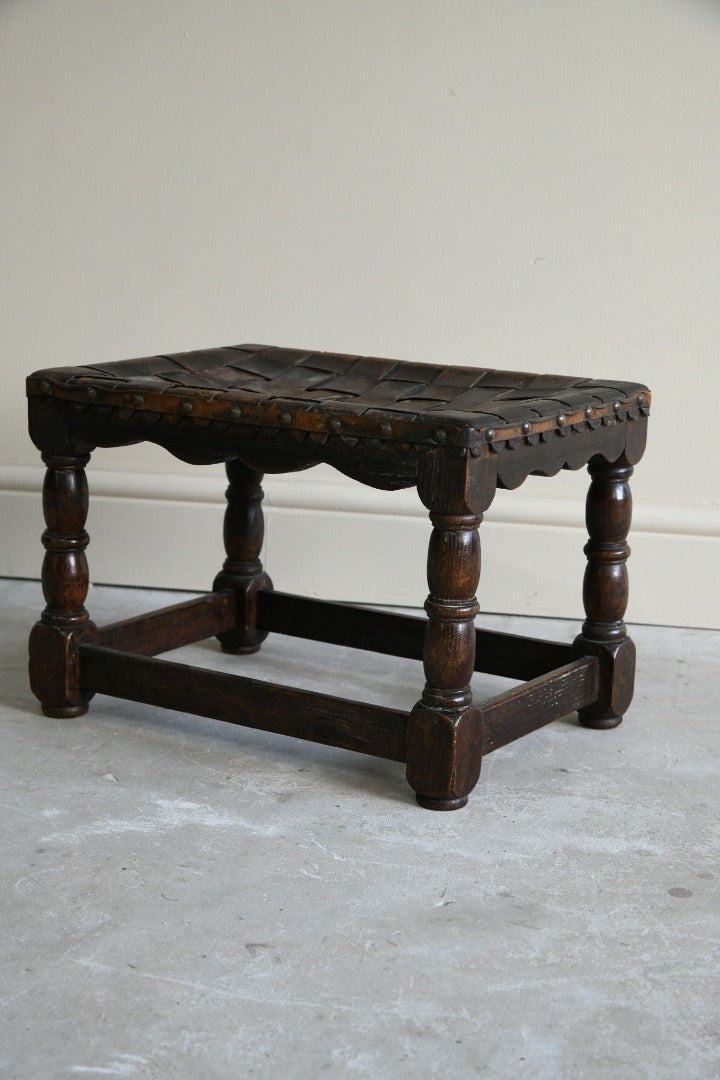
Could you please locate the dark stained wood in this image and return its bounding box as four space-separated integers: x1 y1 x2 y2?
212 460 273 654
257 591 427 660
97 591 236 656
406 703 484 811
28 453 98 717
37 453 91 627
482 657 599 754
79 644 408 763
256 590 574 680
582 456 633 635
417 446 498 517
474 628 573 681
573 454 637 728
418 510 482 716
27 342 651 810
405 504 484 812
406 450 494 810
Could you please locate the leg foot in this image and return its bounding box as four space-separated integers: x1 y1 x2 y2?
576 636 636 728
406 509 484 810
582 716 622 731
416 794 469 812
407 703 484 810
220 641 264 656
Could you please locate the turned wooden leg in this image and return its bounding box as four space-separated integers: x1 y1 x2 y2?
213 459 273 654
28 453 97 717
406 512 484 810
573 454 636 728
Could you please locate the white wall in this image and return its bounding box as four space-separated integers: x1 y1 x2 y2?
1 0 718 627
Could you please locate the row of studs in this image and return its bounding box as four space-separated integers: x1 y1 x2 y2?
36 379 648 446
482 393 649 444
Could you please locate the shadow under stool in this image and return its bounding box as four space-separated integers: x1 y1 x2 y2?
27 344 650 810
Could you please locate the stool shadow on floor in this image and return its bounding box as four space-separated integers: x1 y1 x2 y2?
141 636 418 805
0 619 42 715
90 692 415 807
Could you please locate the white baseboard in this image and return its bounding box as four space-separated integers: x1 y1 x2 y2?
3 464 718 629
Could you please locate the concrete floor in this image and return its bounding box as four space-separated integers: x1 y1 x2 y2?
1 579 719 1080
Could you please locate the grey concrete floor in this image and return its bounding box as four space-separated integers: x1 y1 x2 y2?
1 579 719 1080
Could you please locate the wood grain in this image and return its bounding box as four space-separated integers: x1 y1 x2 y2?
482 658 599 753
257 590 574 680
574 454 637 728
80 644 408 763
213 460 273 654
97 591 235 656
28 454 97 717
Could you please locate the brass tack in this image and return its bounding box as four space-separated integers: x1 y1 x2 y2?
613 400 622 413
131 394 144 408
279 411 292 426
433 428 448 444
379 421 393 437
584 406 593 419
636 393 645 406
39 380 51 394
180 399 194 415
485 428 496 443
521 421 531 436
328 417 342 432
230 405 243 419
86 387 97 399
556 413 566 427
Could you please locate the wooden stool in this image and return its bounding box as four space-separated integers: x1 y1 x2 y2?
27 345 650 810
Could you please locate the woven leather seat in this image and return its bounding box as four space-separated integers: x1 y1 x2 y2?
29 343 648 451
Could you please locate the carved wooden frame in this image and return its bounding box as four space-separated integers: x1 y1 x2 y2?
27 363 649 811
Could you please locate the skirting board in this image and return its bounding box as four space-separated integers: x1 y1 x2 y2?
2 464 718 629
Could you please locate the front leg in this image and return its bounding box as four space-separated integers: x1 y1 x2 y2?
406 449 496 810
406 510 484 810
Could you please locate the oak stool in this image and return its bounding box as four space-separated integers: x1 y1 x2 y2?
27 345 650 810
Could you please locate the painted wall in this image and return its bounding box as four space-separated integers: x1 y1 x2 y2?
2 1 718 626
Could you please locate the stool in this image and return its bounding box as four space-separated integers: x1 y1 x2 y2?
27 344 650 810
